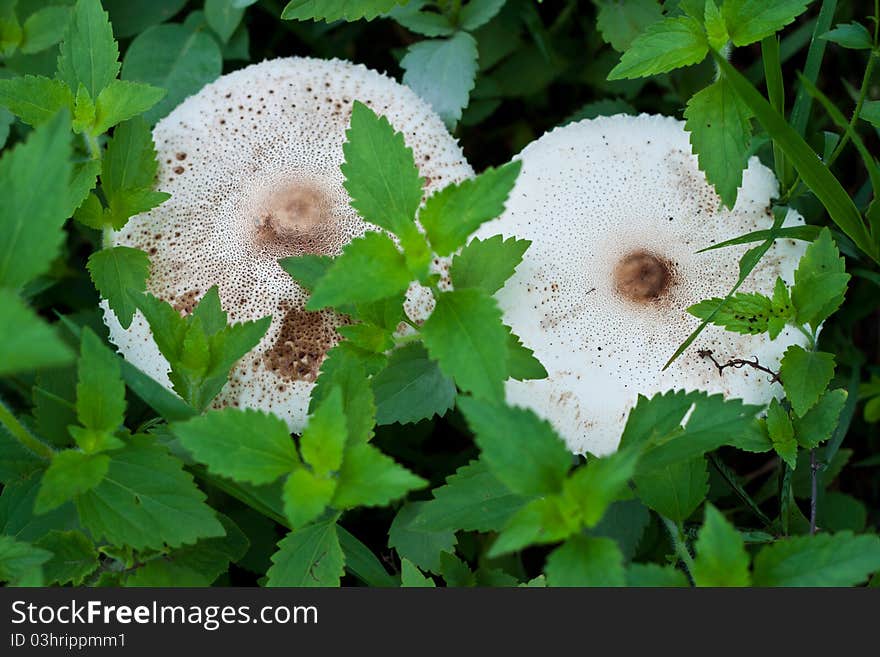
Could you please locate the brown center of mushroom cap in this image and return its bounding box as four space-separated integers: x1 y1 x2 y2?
253 181 342 256
613 250 674 302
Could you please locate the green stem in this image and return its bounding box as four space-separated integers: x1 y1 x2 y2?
795 324 816 350
661 516 695 579
825 54 876 168
0 400 54 460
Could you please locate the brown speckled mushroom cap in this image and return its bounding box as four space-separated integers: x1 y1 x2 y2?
472 114 808 456
103 57 473 431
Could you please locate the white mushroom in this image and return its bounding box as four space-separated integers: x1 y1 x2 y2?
472 113 809 456
103 56 473 431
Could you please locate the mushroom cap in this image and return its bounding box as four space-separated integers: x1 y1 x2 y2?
472 114 808 456
104 56 473 431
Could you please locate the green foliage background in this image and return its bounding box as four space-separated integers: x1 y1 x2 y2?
0 0 878 587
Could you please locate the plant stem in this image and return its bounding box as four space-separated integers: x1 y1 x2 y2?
809 448 819 534
0 400 54 460
661 516 695 580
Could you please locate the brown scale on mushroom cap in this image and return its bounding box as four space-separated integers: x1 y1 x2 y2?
101 57 473 433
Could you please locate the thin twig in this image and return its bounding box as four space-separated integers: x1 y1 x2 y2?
810 448 819 535
698 349 782 384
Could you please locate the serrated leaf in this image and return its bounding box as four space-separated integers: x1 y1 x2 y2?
545 536 625 587
634 456 708 522
20 6 71 55
282 0 405 22
35 450 109 514
420 161 521 256
459 0 506 31
372 343 456 425
307 232 413 310
412 460 529 533
779 345 835 417
0 110 72 289
34 530 97 585
766 398 797 469
56 0 120 99
266 520 344 587
722 0 813 47
388 502 456 573
594 0 663 52
753 532 880 586
73 328 126 447
333 443 426 509
301 387 347 475
172 408 299 485
421 289 508 400
688 291 777 335
121 24 222 125
490 495 576 556
387 1 454 37
504 327 547 381
451 235 530 294
692 504 751 586
0 74 74 126
607 16 707 80
562 447 639 527
684 76 752 208
92 79 165 134
458 396 571 496
278 254 333 291
341 101 422 239
0 289 74 376
282 468 336 528
400 558 435 587
627 563 689 587
0 535 51 585
309 344 376 444
821 22 873 49
75 436 224 550
791 228 849 328
87 246 151 329
792 388 846 448
401 31 478 128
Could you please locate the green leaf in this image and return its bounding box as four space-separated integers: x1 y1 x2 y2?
821 21 873 49
75 436 224 550
692 504 751 586
712 53 877 263
684 76 752 208
56 0 120 99
92 79 165 134
412 460 530 533
766 398 797 469
562 447 639 527
634 456 708 522
205 0 246 42
490 495 576 556
333 443 426 509
35 450 109 514
266 520 344 587
300 387 347 475
595 0 663 52
0 421 44 484
173 408 299 485
779 345 835 417
309 344 376 444
388 502 456 573
688 291 782 335
0 110 72 289
505 327 547 381
753 532 880 586
545 536 626 587
282 468 336 528
400 558 435 587
793 388 847 449
387 2 454 37
459 0 505 31
20 6 71 54
608 16 707 80
451 235 530 294
34 530 98 585
104 0 188 39
420 161 521 256
401 31 478 128
87 246 151 330
121 23 222 125
862 100 880 128
627 563 690 587
281 0 405 22
73 328 126 447
337 525 397 587
278 254 333 292
101 117 170 230
307 232 413 310
722 0 812 47
372 343 456 425
791 228 849 328
0 535 51 585
458 396 571 496
421 289 508 400
0 74 74 126
0 290 74 376
341 101 422 240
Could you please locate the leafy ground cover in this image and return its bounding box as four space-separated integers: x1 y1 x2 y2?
0 0 878 587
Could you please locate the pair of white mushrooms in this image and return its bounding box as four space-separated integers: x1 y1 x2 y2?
105 57 807 456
